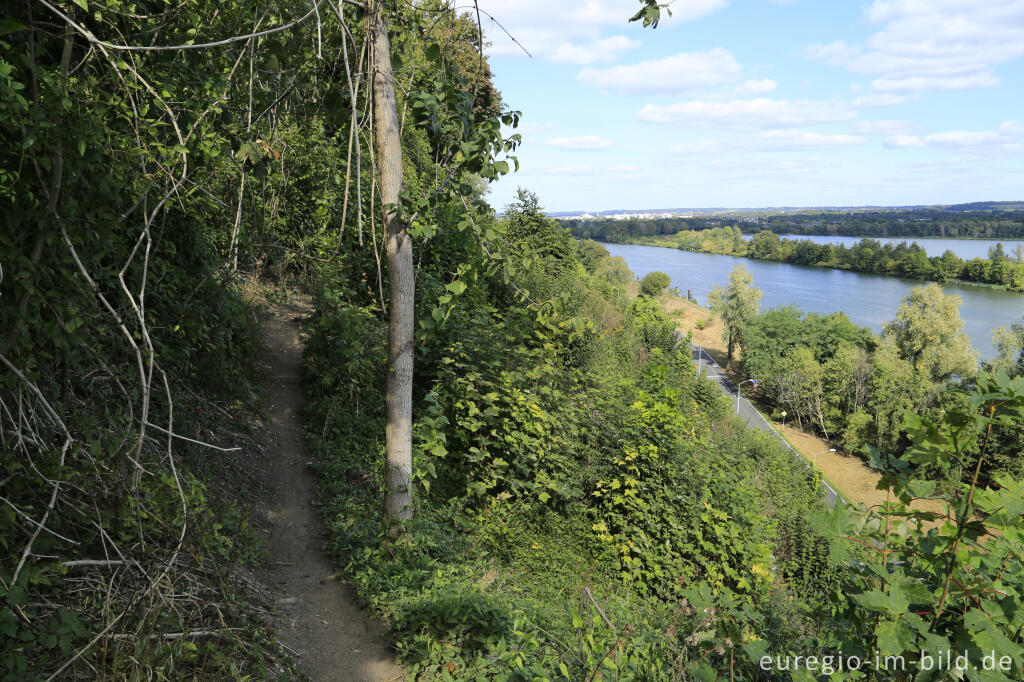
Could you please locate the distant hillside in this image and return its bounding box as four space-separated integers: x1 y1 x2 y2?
550 201 1024 219
943 201 1024 212
563 206 1024 242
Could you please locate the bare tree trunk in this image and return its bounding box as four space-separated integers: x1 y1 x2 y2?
370 1 414 525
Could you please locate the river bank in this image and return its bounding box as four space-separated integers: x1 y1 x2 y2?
629 231 1024 293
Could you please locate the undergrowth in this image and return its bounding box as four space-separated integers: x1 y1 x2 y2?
303 216 834 679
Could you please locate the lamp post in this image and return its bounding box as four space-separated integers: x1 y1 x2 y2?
813 448 836 466
736 379 759 414
697 345 703 375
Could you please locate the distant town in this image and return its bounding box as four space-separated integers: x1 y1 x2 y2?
547 201 1024 221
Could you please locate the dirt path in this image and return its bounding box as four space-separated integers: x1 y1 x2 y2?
257 298 405 682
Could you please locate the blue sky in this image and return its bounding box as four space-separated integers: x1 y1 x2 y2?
476 0 1024 212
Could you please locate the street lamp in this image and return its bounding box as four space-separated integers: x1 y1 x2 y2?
736 379 759 414
813 448 836 466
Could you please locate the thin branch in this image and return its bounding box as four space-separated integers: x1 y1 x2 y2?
143 421 241 452
35 0 343 52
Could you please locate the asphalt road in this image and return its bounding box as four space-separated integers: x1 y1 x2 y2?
689 341 842 508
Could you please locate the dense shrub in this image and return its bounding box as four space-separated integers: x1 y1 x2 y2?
638 270 671 297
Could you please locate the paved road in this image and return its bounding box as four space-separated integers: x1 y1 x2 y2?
689 341 842 508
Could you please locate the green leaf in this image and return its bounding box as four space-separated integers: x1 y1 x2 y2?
907 479 936 498
689 661 717 682
6 585 26 606
876 619 913 656
71 0 88 10
852 589 893 614
77 140 85 157
0 19 28 35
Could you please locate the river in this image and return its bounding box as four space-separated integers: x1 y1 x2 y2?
604 243 1024 360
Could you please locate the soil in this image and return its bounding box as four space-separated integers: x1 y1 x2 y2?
256 297 405 682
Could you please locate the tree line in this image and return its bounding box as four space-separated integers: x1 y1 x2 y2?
564 207 1024 242
677 225 1024 290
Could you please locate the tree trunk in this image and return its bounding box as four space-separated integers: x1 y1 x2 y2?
370 1 414 524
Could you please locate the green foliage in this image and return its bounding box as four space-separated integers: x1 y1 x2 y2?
0 0 292 673
813 372 1024 681
774 514 842 600
625 298 679 353
883 283 978 383
707 265 762 361
638 270 670 297
303 181 832 677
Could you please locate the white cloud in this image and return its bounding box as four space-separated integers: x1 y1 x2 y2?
477 0 725 60
851 92 919 108
672 130 864 154
884 121 1022 149
804 41 861 66
870 73 1001 92
549 36 641 65
751 130 865 150
737 78 778 94
577 48 742 95
806 1 1024 94
853 120 917 135
544 135 613 150
884 134 925 148
639 97 855 128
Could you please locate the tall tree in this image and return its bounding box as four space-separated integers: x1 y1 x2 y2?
707 265 762 362
882 283 977 384
868 338 928 452
991 318 1024 377
370 0 414 524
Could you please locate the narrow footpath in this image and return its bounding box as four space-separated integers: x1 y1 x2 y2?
257 298 405 682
